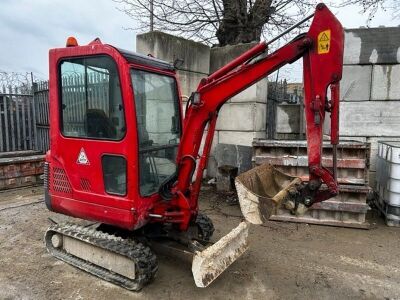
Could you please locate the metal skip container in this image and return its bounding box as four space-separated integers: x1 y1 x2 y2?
235 164 302 224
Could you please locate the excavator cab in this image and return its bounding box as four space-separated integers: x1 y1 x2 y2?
46 45 185 228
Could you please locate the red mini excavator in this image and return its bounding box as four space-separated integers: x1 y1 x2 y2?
44 3 343 290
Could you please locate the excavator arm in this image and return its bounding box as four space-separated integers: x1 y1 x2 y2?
165 3 344 229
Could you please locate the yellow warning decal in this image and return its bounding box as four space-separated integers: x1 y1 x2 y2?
318 30 331 54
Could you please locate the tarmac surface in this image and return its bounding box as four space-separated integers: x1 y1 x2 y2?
0 186 399 300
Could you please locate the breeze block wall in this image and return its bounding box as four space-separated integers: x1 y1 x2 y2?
136 32 268 186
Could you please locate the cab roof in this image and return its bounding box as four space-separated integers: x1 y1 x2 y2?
115 47 175 71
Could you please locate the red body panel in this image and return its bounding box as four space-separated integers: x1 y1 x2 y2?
47 3 343 232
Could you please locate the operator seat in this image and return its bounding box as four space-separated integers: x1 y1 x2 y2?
85 109 116 138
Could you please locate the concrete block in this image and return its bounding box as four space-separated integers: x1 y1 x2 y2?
371 65 400 100
214 143 252 174
199 130 219 157
216 103 266 131
218 131 266 146
339 101 400 137
146 99 175 134
275 133 304 140
338 136 367 143
369 171 376 189
344 31 362 65
216 169 236 192
206 156 217 178
344 28 400 65
230 77 268 103
210 42 257 73
341 65 372 101
256 77 268 103
367 137 400 172
136 31 210 74
177 70 205 99
276 104 301 134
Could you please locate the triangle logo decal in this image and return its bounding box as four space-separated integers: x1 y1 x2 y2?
77 148 90 165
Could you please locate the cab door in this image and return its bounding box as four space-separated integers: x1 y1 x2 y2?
54 54 132 214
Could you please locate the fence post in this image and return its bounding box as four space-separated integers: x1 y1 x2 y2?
0 90 3 152
2 86 10 151
32 82 38 151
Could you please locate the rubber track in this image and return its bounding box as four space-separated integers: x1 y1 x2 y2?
196 213 215 241
44 223 158 291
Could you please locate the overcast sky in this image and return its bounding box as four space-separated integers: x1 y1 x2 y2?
0 0 399 81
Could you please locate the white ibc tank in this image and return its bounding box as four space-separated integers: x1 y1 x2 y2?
377 141 400 207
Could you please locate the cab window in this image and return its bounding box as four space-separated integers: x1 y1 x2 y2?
59 56 125 140
131 69 180 196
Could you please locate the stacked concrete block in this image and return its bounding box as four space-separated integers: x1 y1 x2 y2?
136 31 210 98
136 32 218 180
254 27 386 230
210 43 268 147
209 44 267 184
339 27 400 188
274 27 400 189
136 32 268 186
275 104 302 139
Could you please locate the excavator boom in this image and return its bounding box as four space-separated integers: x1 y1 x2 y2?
169 3 343 229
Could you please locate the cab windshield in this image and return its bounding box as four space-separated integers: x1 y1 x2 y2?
131 69 181 196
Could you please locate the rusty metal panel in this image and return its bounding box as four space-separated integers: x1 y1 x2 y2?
0 151 44 190
252 139 371 228
270 185 371 229
252 139 370 185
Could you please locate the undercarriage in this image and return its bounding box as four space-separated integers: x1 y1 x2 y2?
45 213 248 290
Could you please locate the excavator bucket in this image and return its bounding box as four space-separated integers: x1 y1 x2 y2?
192 221 249 287
235 164 302 224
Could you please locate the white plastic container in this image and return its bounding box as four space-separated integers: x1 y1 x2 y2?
376 141 400 207
378 141 400 164
382 188 400 206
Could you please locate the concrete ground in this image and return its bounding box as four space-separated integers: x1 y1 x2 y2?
0 186 399 300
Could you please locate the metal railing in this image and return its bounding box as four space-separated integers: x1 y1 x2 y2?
0 86 35 152
33 81 50 153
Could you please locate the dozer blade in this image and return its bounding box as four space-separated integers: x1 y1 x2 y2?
235 164 302 224
192 221 249 288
